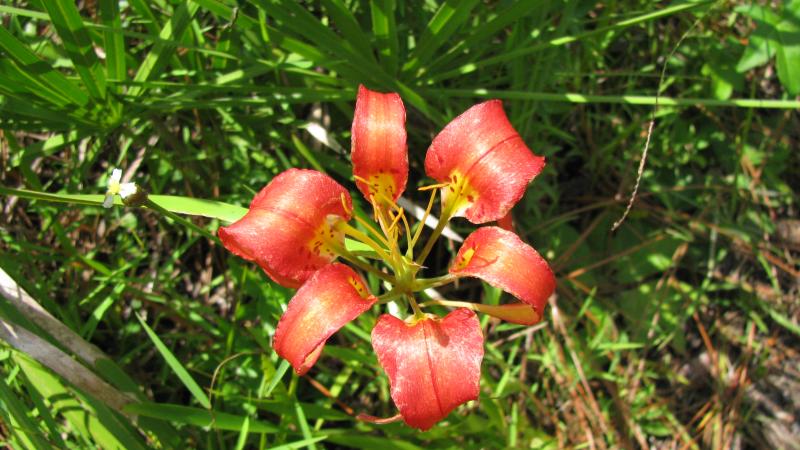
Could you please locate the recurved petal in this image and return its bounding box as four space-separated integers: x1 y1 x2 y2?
218 169 352 288
450 227 555 319
424 100 545 223
371 309 484 430
273 264 376 375
351 84 408 202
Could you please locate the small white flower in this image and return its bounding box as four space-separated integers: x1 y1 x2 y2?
103 168 139 208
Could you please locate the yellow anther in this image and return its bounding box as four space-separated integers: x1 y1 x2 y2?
340 192 352 215
418 182 449 191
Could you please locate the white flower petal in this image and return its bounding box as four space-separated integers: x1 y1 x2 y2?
102 194 114 209
118 183 138 199
109 168 122 184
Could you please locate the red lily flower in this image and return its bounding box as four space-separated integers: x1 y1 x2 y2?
273 263 376 375
451 227 556 324
220 86 555 431
218 169 352 288
351 84 408 202
371 309 484 431
425 100 545 224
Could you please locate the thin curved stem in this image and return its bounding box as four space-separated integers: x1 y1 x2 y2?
337 221 392 263
409 187 439 255
331 243 395 283
413 273 458 291
414 204 455 266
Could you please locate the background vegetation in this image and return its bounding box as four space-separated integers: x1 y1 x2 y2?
1 0 799 448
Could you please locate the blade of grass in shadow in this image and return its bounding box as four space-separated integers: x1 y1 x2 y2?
41 0 107 100
124 402 279 433
321 0 377 63
128 2 199 98
401 0 480 75
0 26 89 106
422 1 541 76
370 0 399 74
0 378 51 450
0 187 247 223
99 0 126 86
425 0 714 83
271 437 329 450
424 88 800 109
135 313 212 409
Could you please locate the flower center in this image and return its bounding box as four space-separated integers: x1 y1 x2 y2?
309 215 346 259
362 172 398 204
441 171 477 217
347 276 371 299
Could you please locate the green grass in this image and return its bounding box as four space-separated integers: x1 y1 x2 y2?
1 0 799 448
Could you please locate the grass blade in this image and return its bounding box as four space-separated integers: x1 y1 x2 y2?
370 0 399 74
402 0 480 74
135 313 212 409
426 0 714 83
128 2 200 98
99 0 126 86
321 0 377 63
0 26 89 106
0 187 248 223
41 0 107 100
124 402 279 433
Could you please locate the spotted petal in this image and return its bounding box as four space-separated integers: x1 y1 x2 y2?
218 169 352 288
273 264 376 375
451 227 555 322
425 100 545 223
371 309 484 430
351 84 408 202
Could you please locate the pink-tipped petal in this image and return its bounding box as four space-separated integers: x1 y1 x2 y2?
371 309 484 430
273 264 376 375
218 169 352 288
351 84 408 202
451 227 555 319
425 100 544 223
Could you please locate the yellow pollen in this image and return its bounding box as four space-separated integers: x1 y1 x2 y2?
308 217 344 259
443 171 478 215
454 247 476 270
347 276 370 299
356 172 397 204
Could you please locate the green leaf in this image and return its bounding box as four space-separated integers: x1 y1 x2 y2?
149 195 247 223
41 0 107 100
370 0 399 74
270 436 329 450
99 0 126 85
402 0 481 74
775 15 800 94
124 402 279 433
135 314 212 409
736 4 782 73
325 435 423 450
0 26 89 106
128 2 200 98
0 187 247 223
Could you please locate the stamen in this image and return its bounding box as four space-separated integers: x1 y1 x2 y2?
339 193 352 215
409 186 438 251
418 182 449 191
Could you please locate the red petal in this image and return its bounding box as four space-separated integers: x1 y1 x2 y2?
273 264 376 375
218 169 352 288
450 227 555 319
424 100 545 223
351 84 408 202
496 211 515 233
371 309 484 430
